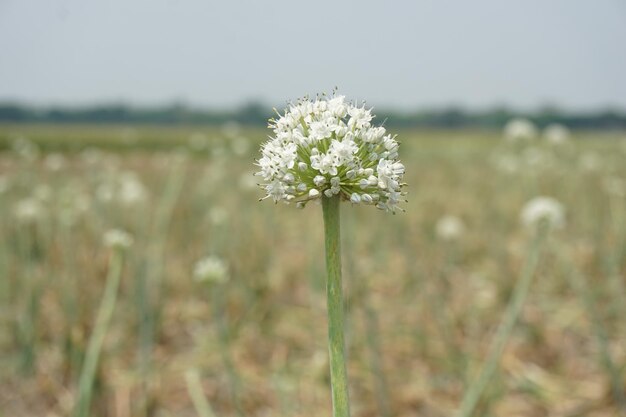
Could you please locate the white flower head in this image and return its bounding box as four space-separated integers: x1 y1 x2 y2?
503 118 538 143
255 93 407 213
520 197 565 230
118 172 148 205
436 215 465 241
103 229 134 250
193 256 229 284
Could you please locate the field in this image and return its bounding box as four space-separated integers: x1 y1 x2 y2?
0 124 625 417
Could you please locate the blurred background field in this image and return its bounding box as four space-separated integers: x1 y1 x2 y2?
2 1 626 415
1 123 625 417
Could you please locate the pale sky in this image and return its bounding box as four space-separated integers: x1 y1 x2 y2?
1 0 625 110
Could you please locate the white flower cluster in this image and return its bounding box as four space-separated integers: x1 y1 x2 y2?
103 229 134 250
520 197 565 230
193 256 229 284
96 171 148 206
543 123 570 145
255 94 406 212
503 118 538 143
435 215 465 241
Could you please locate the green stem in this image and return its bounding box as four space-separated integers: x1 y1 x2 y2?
322 195 351 417
74 249 125 417
184 369 218 417
456 226 547 417
363 304 391 417
137 159 186 388
212 286 244 417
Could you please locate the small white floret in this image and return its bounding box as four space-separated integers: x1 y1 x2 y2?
520 197 565 229
103 229 134 249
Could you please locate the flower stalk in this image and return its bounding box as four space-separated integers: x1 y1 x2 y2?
456 225 547 417
74 247 125 417
322 194 351 417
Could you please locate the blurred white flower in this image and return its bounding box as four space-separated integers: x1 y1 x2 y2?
95 171 148 206
209 206 229 225
44 153 66 171
579 152 602 172
543 124 570 145
193 255 229 284
436 215 466 241
103 229 134 249
255 93 406 212
118 172 148 205
503 118 538 143
521 196 565 229
58 184 91 227
14 198 44 223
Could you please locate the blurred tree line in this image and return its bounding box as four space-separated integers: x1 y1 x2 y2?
1 101 625 129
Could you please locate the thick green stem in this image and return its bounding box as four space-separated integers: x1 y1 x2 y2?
322 195 351 417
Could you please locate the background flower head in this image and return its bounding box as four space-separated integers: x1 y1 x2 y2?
520 196 565 230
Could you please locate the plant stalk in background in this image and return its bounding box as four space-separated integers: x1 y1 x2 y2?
456 225 547 417
74 234 130 417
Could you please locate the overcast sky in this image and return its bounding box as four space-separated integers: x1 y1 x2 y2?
1 0 625 110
